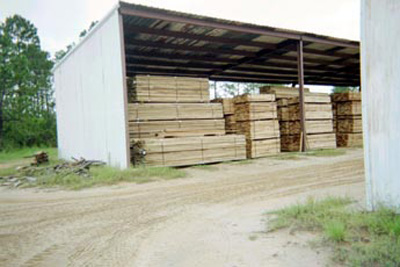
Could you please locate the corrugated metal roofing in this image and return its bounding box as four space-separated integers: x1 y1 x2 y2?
120 2 359 86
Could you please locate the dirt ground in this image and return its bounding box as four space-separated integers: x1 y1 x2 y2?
0 148 365 267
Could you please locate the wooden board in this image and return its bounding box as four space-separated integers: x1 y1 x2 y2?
288 94 331 104
128 103 223 121
128 75 209 103
280 120 333 135
246 138 280 158
277 99 289 107
224 115 237 134
131 135 246 167
278 106 290 121
234 102 277 121
332 92 361 102
281 133 336 152
337 118 363 133
288 104 333 120
336 101 362 116
211 98 235 115
259 86 310 99
129 119 225 139
236 120 280 140
234 94 275 103
337 133 363 147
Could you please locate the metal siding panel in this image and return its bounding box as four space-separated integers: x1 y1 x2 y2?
361 0 400 209
54 10 128 169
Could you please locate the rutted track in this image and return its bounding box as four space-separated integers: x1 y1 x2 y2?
0 149 364 266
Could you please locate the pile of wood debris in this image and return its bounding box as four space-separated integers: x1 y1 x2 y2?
0 157 105 188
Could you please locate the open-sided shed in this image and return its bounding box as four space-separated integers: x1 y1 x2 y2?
53 2 360 168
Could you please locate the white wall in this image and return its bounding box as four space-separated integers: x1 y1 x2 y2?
361 0 400 209
53 8 130 169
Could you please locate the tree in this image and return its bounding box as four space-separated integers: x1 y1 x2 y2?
0 15 55 148
333 86 360 93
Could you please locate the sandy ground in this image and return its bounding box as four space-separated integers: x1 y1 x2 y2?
0 148 365 267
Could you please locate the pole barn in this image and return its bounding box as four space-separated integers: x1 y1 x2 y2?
361 0 400 210
53 2 360 169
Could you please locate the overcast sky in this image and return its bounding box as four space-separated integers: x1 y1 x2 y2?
1 0 360 55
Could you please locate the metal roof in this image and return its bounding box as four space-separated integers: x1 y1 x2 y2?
120 2 360 86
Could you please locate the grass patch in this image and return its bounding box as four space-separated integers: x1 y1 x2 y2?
0 147 58 163
267 197 400 266
34 166 187 190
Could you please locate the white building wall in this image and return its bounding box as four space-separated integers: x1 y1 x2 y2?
53 8 129 169
361 0 400 209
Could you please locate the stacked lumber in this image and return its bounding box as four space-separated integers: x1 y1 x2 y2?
131 135 246 167
128 75 246 167
234 94 280 158
260 86 310 99
280 94 336 151
332 92 363 147
127 75 209 102
128 103 223 121
212 98 237 134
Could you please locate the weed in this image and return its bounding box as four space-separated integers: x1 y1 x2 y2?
267 197 400 266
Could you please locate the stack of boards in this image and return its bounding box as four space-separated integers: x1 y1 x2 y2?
234 94 280 158
332 92 363 147
212 98 236 133
127 75 246 167
260 86 336 151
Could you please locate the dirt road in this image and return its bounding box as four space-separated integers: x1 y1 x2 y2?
0 149 364 266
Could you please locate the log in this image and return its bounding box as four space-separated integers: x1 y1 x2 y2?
337 133 363 147
127 75 209 103
128 103 223 121
246 138 281 158
131 135 246 167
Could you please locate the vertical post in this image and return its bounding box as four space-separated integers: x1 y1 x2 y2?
297 38 307 152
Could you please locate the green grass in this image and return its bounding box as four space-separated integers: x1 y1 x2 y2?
0 146 58 163
228 159 253 165
267 197 400 266
34 166 187 190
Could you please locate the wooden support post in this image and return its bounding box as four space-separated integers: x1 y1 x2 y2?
297 39 307 152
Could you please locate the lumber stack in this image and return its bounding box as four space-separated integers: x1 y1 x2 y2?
280 94 336 151
127 75 209 102
131 135 246 167
332 92 363 147
234 94 280 158
127 75 246 167
260 86 310 99
212 98 236 134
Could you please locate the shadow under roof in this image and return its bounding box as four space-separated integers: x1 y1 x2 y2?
120 2 360 86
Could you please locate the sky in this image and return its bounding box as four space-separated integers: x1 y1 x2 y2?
0 0 360 92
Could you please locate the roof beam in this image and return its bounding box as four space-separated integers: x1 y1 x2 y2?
123 24 358 59
120 4 358 48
